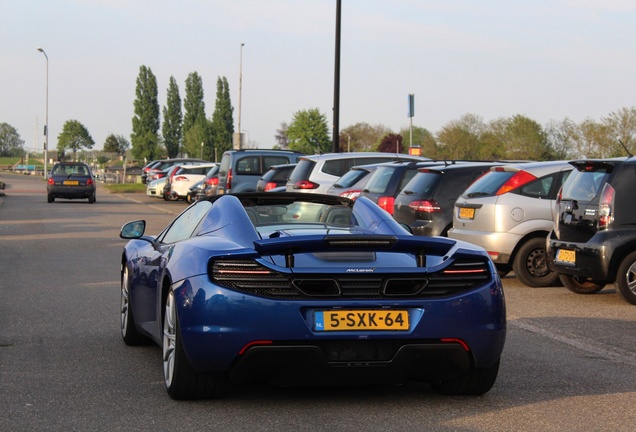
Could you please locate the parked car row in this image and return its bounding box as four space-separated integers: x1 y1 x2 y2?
141 150 636 305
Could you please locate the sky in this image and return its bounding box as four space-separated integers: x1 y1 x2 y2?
2 0 636 156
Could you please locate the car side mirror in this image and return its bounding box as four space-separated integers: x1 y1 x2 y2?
120 220 146 239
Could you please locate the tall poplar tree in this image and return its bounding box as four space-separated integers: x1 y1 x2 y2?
131 65 160 161
210 76 234 155
162 76 182 158
182 72 207 158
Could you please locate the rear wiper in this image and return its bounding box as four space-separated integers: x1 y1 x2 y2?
466 192 490 198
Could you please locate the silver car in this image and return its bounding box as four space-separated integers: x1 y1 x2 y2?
448 160 573 287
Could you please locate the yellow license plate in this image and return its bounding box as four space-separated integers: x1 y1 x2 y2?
556 249 576 264
459 207 475 219
314 310 409 331
63 180 79 186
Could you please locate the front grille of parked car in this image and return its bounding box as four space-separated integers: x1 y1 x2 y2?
211 258 491 299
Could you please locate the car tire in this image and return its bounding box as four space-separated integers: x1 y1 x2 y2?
120 265 147 345
512 237 560 287
433 359 500 395
559 274 605 294
88 194 96 203
163 290 226 400
495 264 511 278
47 194 54 203
615 251 636 305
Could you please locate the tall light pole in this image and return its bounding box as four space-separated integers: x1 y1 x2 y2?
237 43 245 149
37 47 49 176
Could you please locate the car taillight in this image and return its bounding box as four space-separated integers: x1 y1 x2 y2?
339 190 362 200
226 169 232 190
264 182 278 191
174 176 188 182
87 179 94 186
294 180 319 190
598 183 615 229
206 177 218 186
495 170 537 195
556 186 563 204
408 199 441 213
47 178 54 185
378 196 395 214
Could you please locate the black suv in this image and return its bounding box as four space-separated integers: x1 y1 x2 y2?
393 162 500 236
548 157 636 305
358 160 452 214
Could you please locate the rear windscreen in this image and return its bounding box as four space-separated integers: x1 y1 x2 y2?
561 169 610 202
462 171 514 197
334 169 369 188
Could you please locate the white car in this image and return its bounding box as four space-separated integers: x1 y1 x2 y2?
165 163 218 201
146 177 167 198
286 152 429 194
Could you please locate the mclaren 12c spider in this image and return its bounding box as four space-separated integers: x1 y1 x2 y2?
119 192 506 399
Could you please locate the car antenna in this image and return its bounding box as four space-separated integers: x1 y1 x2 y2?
618 139 634 158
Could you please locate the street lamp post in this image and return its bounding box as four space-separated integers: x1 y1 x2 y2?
37 47 49 177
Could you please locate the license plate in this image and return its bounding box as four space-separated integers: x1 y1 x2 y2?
556 249 576 264
458 207 475 219
63 180 79 186
314 310 409 331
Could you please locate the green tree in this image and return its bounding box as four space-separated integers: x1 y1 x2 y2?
0 122 25 157
576 118 613 158
182 72 208 158
341 122 391 152
545 118 579 159
162 76 183 158
103 133 130 157
286 108 331 155
57 120 94 161
131 65 160 161
210 76 234 157
437 114 485 160
604 106 636 157
398 126 437 158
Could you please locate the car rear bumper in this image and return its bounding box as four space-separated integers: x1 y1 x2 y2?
448 228 519 264
547 230 613 282
174 275 506 382
47 185 95 199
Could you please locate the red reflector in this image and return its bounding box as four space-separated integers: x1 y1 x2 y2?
441 338 470 351
239 340 273 355
264 182 278 191
408 199 441 213
294 180 319 189
496 170 537 195
378 196 395 214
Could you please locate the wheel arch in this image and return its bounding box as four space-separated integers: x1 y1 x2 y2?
607 238 636 283
508 230 550 265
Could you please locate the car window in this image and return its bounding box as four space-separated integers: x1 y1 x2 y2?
322 159 349 177
398 168 418 191
518 175 554 198
218 154 231 176
462 171 514 197
561 170 610 201
263 156 290 170
288 159 316 182
271 166 294 181
364 167 395 193
236 156 260 174
334 169 368 188
160 200 213 244
402 171 442 196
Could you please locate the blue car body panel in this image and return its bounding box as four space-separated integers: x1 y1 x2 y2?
121 193 506 390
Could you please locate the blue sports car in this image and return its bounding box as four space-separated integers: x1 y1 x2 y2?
119 193 506 399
